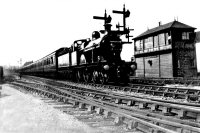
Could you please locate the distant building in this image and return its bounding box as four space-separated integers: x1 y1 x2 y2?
133 20 197 78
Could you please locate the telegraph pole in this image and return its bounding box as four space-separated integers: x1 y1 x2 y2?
113 5 133 42
113 4 130 31
93 10 112 30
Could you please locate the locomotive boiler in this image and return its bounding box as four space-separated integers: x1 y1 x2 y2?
20 5 137 85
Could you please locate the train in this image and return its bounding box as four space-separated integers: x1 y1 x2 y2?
20 5 137 85
0 66 3 81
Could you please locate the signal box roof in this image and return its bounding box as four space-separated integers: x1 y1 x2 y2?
196 31 200 43
134 20 196 40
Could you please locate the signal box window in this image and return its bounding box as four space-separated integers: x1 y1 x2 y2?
154 35 158 48
140 40 143 50
165 32 171 45
182 32 190 40
159 33 165 46
135 40 143 51
135 40 140 51
144 37 153 49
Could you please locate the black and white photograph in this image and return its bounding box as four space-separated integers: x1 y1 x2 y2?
1 0 200 132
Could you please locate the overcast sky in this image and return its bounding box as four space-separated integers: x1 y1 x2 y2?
0 0 200 70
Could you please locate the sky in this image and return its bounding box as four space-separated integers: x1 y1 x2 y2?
0 0 200 70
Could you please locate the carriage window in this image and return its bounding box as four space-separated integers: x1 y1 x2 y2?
51 57 53 64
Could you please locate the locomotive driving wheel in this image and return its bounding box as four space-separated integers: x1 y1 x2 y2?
92 70 98 83
83 69 90 83
99 71 109 84
76 70 82 82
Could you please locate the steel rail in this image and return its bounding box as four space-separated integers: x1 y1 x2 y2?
10 81 200 132
11 82 178 133
17 77 200 123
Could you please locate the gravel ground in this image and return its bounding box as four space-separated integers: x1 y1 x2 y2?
0 84 116 133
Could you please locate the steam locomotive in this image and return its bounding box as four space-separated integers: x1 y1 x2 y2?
20 5 137 84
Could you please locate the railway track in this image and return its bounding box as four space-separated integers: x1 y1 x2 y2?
25 75 200 104
130 76 200 86
9 76 200 133
14 80 200 122
22 75 200 102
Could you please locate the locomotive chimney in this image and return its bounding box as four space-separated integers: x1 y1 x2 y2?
104 23 112 32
